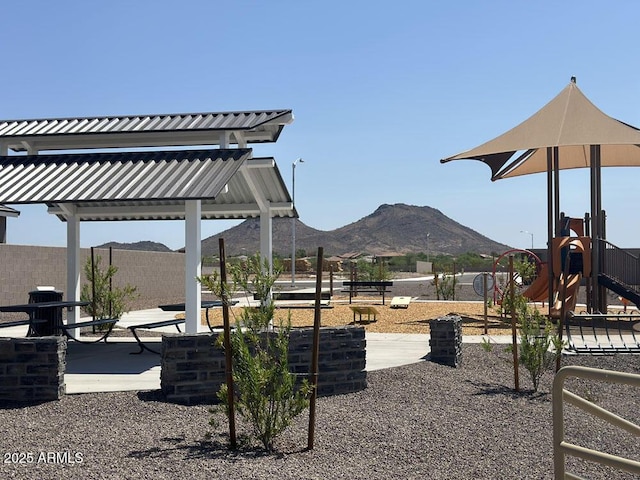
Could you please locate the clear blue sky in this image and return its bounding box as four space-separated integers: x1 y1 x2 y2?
2 1 639 251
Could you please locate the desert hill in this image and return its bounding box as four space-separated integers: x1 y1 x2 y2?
201 203 510 257
99 204 510 257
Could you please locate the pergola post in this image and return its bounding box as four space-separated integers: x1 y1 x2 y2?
260 211 273 273
66 208 81 337
185 200 202 333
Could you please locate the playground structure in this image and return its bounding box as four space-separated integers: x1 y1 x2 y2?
493 214 640 354
442 78 640 355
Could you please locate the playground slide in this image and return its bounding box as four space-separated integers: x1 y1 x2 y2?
522 263 581 317
550 273 582 319
522 263 550 303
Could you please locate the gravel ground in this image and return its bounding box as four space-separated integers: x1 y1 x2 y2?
1 346 638 479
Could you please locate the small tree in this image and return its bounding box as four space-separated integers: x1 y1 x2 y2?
199 254 312 451
432 271 458 300
519 309 564 392
80 255 138 328
488 290 564 392
355 258 391 282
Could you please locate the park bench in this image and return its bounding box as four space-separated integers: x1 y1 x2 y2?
159 300 238 330
129 301 241 354
59 318 119 343
342 281 393 305
0 318 47 336
127 318 186 354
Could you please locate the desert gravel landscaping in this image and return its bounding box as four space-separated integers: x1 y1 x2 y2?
1 282 638 479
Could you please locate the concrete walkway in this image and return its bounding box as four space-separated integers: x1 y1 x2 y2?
3 308 514 394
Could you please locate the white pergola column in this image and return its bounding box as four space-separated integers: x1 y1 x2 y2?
260 211 273 273
185 200 202 333
65 209 81 337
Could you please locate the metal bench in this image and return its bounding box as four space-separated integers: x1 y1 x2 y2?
127 318 185 354
158 300 238 331
342 281 393 305
59 318 119 343
0 318 47 336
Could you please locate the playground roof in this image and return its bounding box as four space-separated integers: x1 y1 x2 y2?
440 78 640 180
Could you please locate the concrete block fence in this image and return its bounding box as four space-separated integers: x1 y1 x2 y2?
161 326 367 405
0 244 186 311
0 336 66 402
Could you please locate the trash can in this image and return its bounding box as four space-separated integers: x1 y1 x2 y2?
28 289 63 336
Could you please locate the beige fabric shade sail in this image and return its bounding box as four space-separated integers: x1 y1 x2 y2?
441 77 640 313
441 77 640 180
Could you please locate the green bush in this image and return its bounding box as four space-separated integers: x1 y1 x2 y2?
80 255 138 328
431 271 459 300
519 309 564 392
199 254 311 452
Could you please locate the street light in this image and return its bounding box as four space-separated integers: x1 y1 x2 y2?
291 158 304 287
520 230 534 249
426 232 431 264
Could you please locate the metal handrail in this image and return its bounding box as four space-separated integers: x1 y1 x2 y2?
599 239 640 295
553 366 640 478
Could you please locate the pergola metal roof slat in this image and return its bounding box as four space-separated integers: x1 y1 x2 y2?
0 107 295 335
0 149 255 205
0 110 293 152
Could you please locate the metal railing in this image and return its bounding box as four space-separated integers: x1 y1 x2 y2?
553 366 640 479
600 239 640 296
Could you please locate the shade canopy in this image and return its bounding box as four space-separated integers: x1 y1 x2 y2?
440 78 640 180
0 149 294 221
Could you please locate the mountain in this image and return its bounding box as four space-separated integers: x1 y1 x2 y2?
201 203 510 257
95 241 174 253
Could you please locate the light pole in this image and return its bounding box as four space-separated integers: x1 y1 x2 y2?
520 230 534 249
426 232 431 264
291 158 304 287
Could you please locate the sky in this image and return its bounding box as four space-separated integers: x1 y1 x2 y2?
2 0 640 252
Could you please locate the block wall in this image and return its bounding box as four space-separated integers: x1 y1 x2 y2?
429 314 462 367
160 326 367 405
0 245 186 311
0 336 66 402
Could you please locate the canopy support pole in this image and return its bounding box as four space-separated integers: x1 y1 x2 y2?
66 208 81 338
590 145 604 313
259 212 273 274
185 200 202 333
547 147 555 314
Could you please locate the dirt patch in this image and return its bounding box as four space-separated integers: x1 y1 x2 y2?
200 296 515 335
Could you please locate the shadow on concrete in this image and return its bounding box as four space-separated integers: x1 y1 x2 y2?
65 340 161 375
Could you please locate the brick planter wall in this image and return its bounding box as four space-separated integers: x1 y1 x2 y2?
429 315 462 367
288 326 367 396
160 326 367 405
0 336 66 402
160 333 226 405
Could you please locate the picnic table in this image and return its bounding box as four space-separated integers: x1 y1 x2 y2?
0 300 90 337
158 300 238 331
127 300 240 354
342 281 393 305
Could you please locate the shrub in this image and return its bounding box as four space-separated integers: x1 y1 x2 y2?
519 309 564 392
432 271 459 300
80 255 138 328
199 254 312 451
